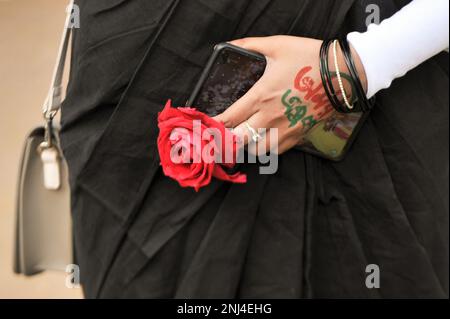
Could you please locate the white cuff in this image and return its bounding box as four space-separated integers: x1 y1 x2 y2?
347 0 449 98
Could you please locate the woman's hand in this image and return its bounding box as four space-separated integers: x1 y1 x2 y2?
214 35 366 155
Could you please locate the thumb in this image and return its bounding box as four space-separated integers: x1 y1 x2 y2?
228 36 277 57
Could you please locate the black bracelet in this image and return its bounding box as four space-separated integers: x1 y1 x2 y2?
320 40 346 113
320 38 374 113
324 39 347 112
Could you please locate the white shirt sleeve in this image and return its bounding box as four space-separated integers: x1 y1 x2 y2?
347 0 449 98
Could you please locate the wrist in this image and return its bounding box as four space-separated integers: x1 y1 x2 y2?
349 44 368 95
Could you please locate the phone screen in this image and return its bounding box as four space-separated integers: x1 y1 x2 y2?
191 47 266 117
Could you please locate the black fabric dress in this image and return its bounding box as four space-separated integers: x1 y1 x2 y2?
60 0 449 298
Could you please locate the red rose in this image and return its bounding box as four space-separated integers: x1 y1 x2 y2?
157 100 246 191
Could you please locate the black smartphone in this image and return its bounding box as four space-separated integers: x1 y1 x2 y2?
186 43 266 116
187 42 368 161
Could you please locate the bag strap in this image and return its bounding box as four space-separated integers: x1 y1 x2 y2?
42 0 75 120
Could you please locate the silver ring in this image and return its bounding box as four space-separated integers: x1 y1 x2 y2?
245 122 262 143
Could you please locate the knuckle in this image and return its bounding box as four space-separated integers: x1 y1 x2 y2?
217 113 232 127
223 117 235 128
264 114 278 129
273 105 286 120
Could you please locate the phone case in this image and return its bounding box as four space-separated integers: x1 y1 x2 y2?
186 43 266 107
295 111 369 161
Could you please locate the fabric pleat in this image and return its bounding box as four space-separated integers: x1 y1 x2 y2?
61 0 448 298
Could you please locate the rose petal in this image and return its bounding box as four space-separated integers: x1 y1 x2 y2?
213 165 247 184
157 99 247 191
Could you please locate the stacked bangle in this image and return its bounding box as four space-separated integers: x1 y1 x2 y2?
338 37 374 112
333 40 354 110
320 39 346 113
319 37 374 113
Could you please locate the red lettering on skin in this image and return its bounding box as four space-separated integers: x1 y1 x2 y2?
311 93 330 110
294 66 316 99
294 66 335 121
